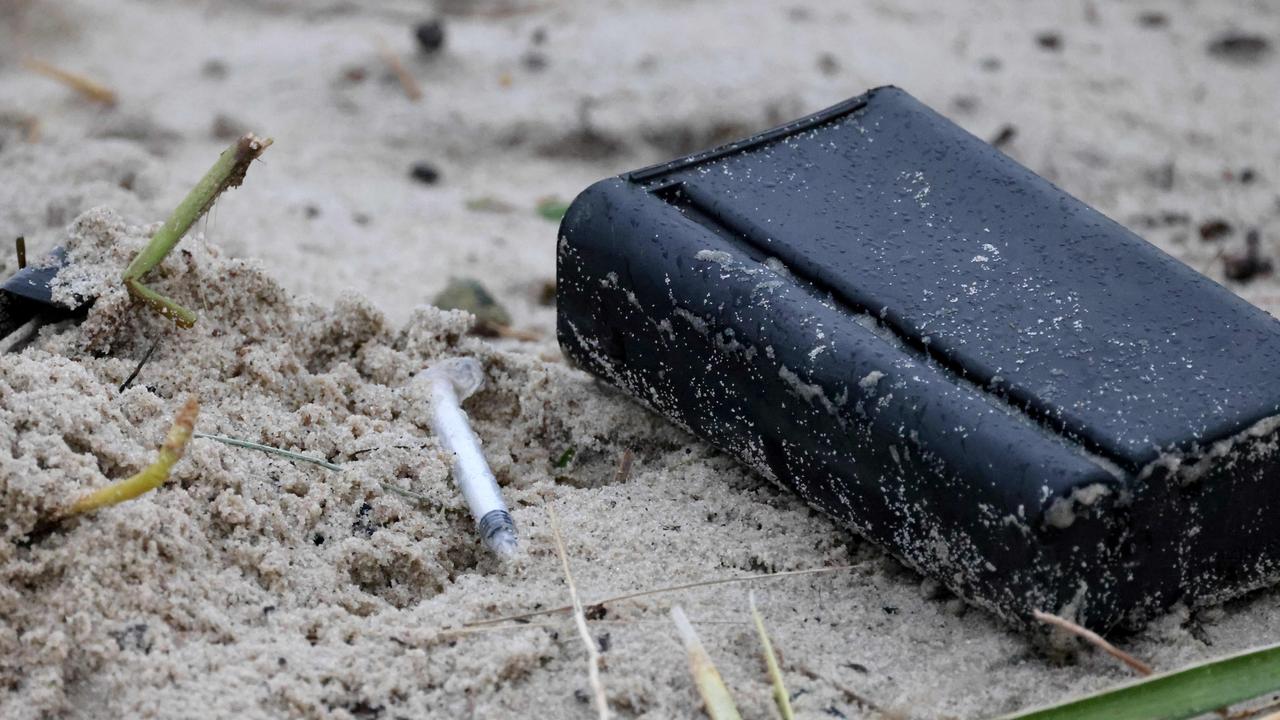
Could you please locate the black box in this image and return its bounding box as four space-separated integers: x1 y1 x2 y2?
556 86 1280 630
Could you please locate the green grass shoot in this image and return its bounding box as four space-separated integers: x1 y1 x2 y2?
996 641 1280 720
749 592 795 720
554 446 576 468
65 397 198 516
122 134 271 327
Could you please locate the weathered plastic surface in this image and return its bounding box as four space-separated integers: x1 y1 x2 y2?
0 247 79 339
555 86 1280 630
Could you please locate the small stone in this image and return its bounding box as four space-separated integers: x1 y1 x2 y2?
980 56 1002 72
521 51 548 72
432 277 512 329
990 124 1017 149
1136 11 1168 28
1207 32 1272 65
1223 230 1272 282
1198 219 1233 242
1036 31 1063 51
817 52 840 76
538 280 556 306
342 65 368 83
414 19 446 55
201 59 228 79
410 162 441 185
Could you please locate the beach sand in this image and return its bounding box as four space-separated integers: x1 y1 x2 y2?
1 1 1279 718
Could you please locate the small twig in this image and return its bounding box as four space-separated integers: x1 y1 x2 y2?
118 336 161 392
548 506 609 719
24 58 117 106
123 133 272 327
466 563 861 628
612 449 634 485
15 236 26 269
193 431 432 504
1033 609 1154 676
64 397 198 517
376 38 423 101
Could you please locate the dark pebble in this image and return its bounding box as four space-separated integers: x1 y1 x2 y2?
952 95 979 114
990 124 1017 149
1207 32 1272 64
817 52 840 76
531 26 547 45
1035 31 1062 51
1137 11 1168 28
342 65 368 83
521 51 548 71
410 162 441 184
980 56 1002 72
201 59 228 79
414 19 446 55
1224 230 1272 282
1199 219 1233 242
1241 168 1258 184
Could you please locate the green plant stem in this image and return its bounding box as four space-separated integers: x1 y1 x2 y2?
66 397 198 516
193 432 431 504
749 593 795 720
122 134 272 327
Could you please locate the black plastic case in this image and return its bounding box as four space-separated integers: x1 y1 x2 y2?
555 86 1280 630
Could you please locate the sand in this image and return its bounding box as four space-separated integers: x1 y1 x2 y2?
1 1 1279 718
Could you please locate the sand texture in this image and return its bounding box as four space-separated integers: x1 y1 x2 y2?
1 1 1280 718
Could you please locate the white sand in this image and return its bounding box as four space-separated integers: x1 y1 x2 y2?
1 1 1279 718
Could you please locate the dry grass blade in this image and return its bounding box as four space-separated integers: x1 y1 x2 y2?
749 592 795 720
376 38 422 101
1033 610 1153 676
64 397 198 516
464 563 860 628
547 505 609 719
192 432 432 504
671 605 742 720
612 448 635 485
24 57 117 105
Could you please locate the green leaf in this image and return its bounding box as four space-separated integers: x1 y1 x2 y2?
996 642 1280 720
554 446 576 469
